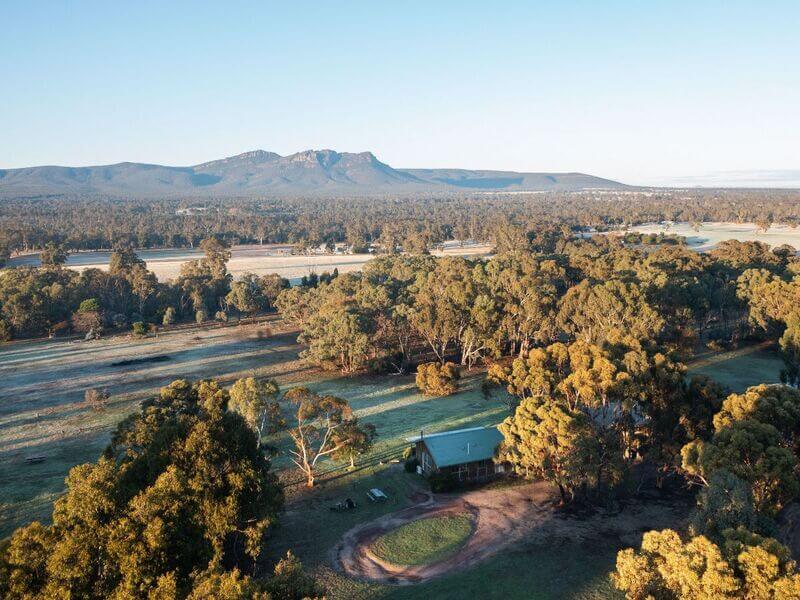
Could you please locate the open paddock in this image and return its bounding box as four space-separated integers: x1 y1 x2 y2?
6 243 494 283
0 320 308 536
686 342 785 392
0 320 508 538
628 222 800 252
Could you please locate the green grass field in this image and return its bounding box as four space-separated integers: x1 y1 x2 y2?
371 514 473 567
687 343 784 393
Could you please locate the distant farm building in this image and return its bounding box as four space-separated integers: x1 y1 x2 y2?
406 426 507 483
175 206 211 216
310 241 353 255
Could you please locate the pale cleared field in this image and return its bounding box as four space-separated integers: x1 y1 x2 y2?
629 222 800 252
6 243 494 283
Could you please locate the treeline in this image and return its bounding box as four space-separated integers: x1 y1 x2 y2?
2 189 800 257
277 236 800 377
278 232 800 501
0 238 289 341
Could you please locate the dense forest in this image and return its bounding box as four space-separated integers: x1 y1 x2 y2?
1 189 799 259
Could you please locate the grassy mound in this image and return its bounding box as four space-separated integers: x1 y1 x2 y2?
371 514 473 567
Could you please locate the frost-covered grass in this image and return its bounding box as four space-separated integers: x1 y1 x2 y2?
629 221 800 252
6 243 494 282
687 343 784 392
0 319 509 538
0 323 307 537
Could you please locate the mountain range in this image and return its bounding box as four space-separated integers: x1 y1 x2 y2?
0 149 626 197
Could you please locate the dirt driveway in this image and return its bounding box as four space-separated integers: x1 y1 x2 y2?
334 482 556 584
334 481 690 585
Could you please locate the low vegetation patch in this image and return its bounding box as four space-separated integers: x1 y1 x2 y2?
371 514 473 566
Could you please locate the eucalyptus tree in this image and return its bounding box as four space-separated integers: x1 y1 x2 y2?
282 387 373 487
0 378 285 599
229 377 282 446
612 528 800 599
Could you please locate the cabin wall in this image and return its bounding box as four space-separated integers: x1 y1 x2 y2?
414 440 437 475
414 440 508 482
440 458 507 483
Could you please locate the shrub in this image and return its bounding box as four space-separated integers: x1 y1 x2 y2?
428 471 458 493
162 307 176 326
0 319 12 342
366 353 404 374
131 321 148 336
416 362 460 396
215 310 228 322
77 298 101 313
85 388 110 412
195 309 208 324
72 308 102 334
72 298 103 333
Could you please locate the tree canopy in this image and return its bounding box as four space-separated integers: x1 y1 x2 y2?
0 378 290 599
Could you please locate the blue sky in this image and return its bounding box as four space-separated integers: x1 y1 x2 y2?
2 1 798 185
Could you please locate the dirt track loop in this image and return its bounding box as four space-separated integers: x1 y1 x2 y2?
334 482 555 584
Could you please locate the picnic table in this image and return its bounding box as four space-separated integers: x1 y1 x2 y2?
366 488 388 502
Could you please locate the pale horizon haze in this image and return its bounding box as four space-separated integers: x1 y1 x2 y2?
2 1 799 187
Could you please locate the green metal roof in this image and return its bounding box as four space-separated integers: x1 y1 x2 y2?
406 426 503 468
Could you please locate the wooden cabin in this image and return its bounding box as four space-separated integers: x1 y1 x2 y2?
406 426 507 483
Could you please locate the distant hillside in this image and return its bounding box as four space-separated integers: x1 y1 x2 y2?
0 149 627 197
